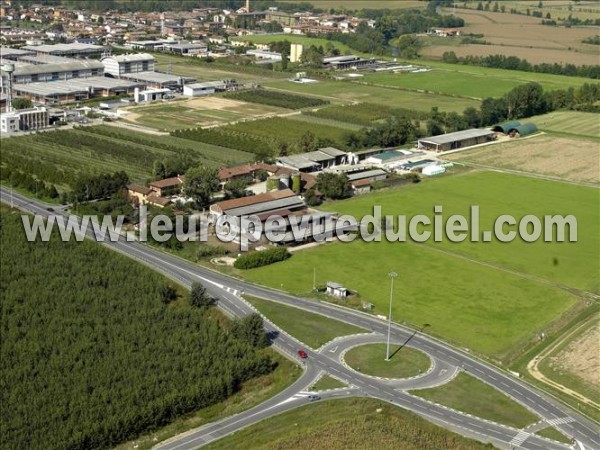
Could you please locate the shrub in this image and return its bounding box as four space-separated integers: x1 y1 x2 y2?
234 247 291 270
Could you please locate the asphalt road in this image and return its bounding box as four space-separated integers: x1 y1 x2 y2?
3 189 598 450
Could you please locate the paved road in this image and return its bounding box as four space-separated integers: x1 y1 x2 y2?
3 189 598 450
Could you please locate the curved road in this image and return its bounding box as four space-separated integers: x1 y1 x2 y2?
2 189 598 450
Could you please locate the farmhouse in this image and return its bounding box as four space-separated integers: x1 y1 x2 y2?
428 28 461 37
210 189 304 218
418 129 495 152
148 175 185 197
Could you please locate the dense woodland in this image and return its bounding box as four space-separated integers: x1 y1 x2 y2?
0 210 275 450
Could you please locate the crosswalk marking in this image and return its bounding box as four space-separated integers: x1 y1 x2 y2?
510 430 530 447
546 417 575 426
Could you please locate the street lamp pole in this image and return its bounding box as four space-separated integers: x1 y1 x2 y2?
386 271 398 361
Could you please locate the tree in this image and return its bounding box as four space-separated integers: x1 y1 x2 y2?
395 34 423 59
316 172 349 200
304 188 320 206
12 97 33 110
224 178 249 199
159 284 177 305
152 160 166 180
493 1 499 12
231 313 268 348
189 281 213 308
47 185 59 199
300 45 323 68
183 166 219 210
298 131 318 153
463 106 481 128
477 1 484 10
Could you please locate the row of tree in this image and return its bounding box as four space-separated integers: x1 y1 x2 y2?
442 52 600 79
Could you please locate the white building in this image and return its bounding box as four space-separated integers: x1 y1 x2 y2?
0 107 48 133
101 53 155 77
290 43 303 63
0 113 19 133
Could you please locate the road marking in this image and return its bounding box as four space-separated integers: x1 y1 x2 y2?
546 416 575 426
329 346 338 353
510 430 530 446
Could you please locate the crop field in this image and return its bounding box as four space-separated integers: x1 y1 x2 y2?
265 79 480 112
362 64 591 99
303 102 427 126
224 89 329 109
445 134 600 184
430 7 599 65
242 172 599 359
238 35 356 55
0 126 251 188
123 97 287 131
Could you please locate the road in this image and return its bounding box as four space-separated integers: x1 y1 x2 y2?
2 188 598 450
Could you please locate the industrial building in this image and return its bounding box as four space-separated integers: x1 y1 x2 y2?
323 55 376 70
13 77 142 104
0 107 48 133
2 59 105 84
119 71 194 90
417 129 496 152
277 147 348 172
101 53 155 77
246 49 282 61
182 79 238 96
22 43 106 58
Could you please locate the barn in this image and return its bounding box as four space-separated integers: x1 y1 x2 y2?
417 129 496 152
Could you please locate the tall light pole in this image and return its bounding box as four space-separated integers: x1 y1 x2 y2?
386 271 398 361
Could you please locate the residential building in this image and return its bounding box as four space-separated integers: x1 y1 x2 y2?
148 175 185 197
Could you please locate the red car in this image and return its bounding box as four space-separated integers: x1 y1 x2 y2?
297 349 308 359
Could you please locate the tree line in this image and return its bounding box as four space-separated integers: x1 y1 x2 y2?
442 52 600 79
0 210 274 450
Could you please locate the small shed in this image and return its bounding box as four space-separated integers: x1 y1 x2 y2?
492 120 521 134
326 281 348 298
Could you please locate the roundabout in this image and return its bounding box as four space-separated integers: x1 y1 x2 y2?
343 343 431 380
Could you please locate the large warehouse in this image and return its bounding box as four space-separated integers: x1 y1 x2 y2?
21 43 106 58
101 53 155 77
2 59 105 84
13 77 142 104
417 128 496 152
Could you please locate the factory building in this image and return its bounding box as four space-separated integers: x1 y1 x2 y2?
101 53 155 77
21 43 106 58
0 107 49 133
2 59 105 84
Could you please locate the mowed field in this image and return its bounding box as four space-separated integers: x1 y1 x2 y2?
242 172 599 359
445 134 600 184
525 111 600 140
362 63 590 99
427 7 599 65
265 79 480 112
123 97 288 131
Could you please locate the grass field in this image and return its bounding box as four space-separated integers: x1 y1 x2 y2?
524 111 600 140
344 343 431 379
445 134 600 184
412 372 540 428
203 397 495 450
239 34 356 55
536 426 573 444
246 296 365 349
310 375 347 391
265 79 480 112
363 63 590 99
123 97 287 131
242 171 598 359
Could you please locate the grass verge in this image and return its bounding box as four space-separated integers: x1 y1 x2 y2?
411 372 539 429
310 375 347 391
245 295 365 349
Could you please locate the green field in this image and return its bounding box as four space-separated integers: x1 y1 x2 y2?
204 397 495 450
310 375 347 391
124 99 287 131
246 296 365 349
536 426 573 444
344 343 431 379
242 172 598 359
265 79 480 112
412 372 540 428
0 126 252 188
239 34 356 55
525 111 600 140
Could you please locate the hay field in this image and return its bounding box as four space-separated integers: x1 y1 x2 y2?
431 7 599 65
526 111 600 140
445 134 600 184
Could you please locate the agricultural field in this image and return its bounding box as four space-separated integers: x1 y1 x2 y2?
427 7 599 65
122 97 288 131
281 0 425 9
265 79 480 112
538 314 600 404
238 34 356 55
224 89 329 110
444 134 600 184
203 397 495 450
303 102 428 126
0 126 251 189
242 171 599 360
174 116 351 156
362 63 592 99
523 110 600 140
0 209 277 450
